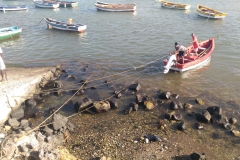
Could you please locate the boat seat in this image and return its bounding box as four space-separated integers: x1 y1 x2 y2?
185 55 198 60
199 47 206 50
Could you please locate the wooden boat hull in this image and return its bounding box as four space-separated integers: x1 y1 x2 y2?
163 38 215 73
0 26 22 41
160 0 190 10
0 5 28 12
94 1 136 12
44 18 87 32
34 1 59 9
197 4 226 19
56 1 78 8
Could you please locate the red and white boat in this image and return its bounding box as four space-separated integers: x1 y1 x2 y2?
163 38 215 73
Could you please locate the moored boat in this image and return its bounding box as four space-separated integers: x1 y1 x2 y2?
44 17 87 32
163 38 215 73
159 0 190 10
0 26 22 41
197 4 226 19
0 5 28 12
33 0 59 9
56 1 78 7
94 1 136 12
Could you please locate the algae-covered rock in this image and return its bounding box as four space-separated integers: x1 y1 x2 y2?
195 98 204 105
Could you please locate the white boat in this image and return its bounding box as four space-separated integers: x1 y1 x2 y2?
94 1 136 12
0 5 28 12
33 0 59 9
159 0 190 10
197 4 226 19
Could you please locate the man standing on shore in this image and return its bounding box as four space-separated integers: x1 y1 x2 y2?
0 47 6 82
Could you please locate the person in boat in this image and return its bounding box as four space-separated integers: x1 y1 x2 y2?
163 42 187 74
191 33 199 56
0 47 6 82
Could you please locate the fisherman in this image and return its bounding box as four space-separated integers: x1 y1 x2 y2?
0 46 6 82
163 42 187 74
191 33 199 55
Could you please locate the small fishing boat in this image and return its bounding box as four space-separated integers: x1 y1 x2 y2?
56 1 78 8
163 38 215 74
197 4 226 19
159 0 190 10
0 5 28 12
44 17 87 32
94 1 136 12
0 26 22 41
33 0 59 9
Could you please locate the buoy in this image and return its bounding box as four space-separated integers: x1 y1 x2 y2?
68 18 72 24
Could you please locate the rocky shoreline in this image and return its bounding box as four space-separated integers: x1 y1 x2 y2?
0 65 240 159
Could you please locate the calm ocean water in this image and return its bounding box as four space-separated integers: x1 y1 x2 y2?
1 0 240 110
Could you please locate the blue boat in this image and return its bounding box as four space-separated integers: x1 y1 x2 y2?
44 17 87 32
33 0 59 9
0 26 22 41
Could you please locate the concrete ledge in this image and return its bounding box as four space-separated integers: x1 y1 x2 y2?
0 67 55 125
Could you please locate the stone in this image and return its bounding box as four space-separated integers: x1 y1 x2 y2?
129 102 138 111
229 117 237 124
25 98 37 108
129 83 141 91
190 152 206 160
177 121 185 131
159 91 171 99
93 101 111 112
144 100 155 110
74 97 93 112
108 100 118 109
195 98 204 105
10 107 24 120
52 114 68 131
136 94 144 104
206 106 222 115
8 118 20 127
196 110 211 123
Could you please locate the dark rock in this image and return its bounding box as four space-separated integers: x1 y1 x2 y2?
52 114 68 131
159 91 171 99
25 98 37 108
109 100 118 109
33 94 45 103
8 118 20 127
115 92 122 98
196 110 211 123
195 98 204 105
222 123 232 130
169 100 183 110
229 117 237 124
79 79 88 85
93 101 111 113
125 107 133 114
49 107 57 114
170 94 179 99
18 145 28 152
144 134 161 142
172 113 183 121
136 94 144 104
129 102 138 111
165 111 176 120
177 121 185 131
129 83 141 91
53 81 63 88
206 106 222 115
211 114 228 124
74 97 93 112
196 122 203 130
190 152 206 160
10 107 24 120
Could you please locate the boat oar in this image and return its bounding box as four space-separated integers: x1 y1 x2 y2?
35 18 44 26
